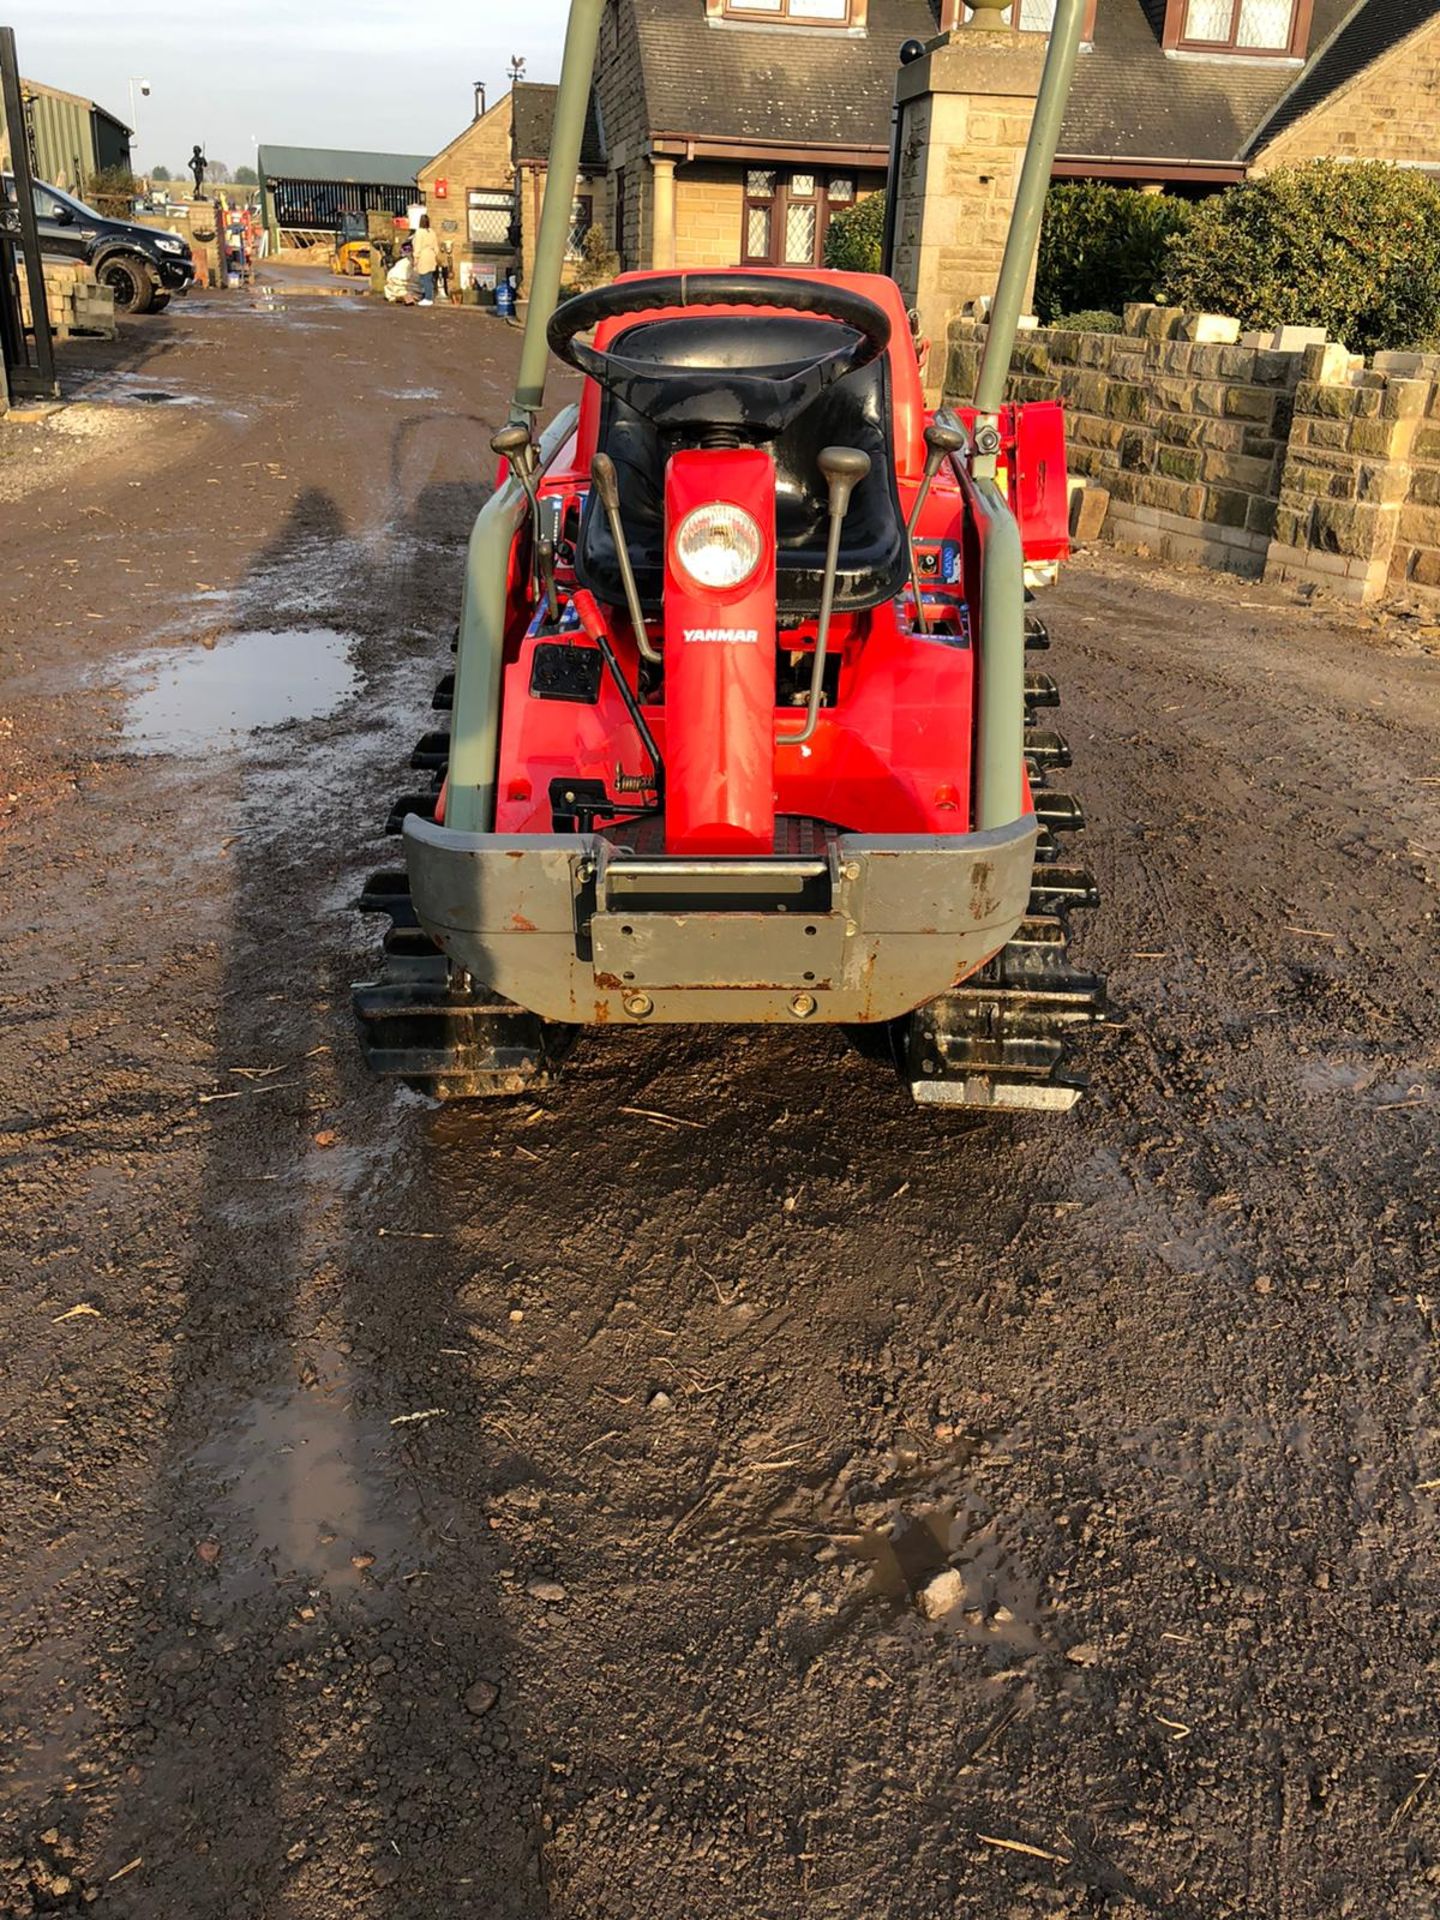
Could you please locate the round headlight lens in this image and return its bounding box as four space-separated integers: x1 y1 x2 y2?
673 502 763 591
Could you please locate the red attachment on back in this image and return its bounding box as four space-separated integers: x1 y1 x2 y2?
662 450 778 855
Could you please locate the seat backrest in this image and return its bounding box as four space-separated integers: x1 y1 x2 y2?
576 313 909 619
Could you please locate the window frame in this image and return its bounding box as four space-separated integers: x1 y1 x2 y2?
951 0 1100 39
1163 0 1311 57
721 0 854 26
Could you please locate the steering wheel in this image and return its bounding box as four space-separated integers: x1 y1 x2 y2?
547 272 892 441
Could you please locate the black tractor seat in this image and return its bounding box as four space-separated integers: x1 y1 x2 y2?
575 314 909 621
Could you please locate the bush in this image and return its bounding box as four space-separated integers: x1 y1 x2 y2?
1161 161 1440 354
571 224 619 292
1036 182 1192 324
1054 308 1124 334
85 165 138 220
824 191 885 273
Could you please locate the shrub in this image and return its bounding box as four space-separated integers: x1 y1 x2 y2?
571 224 619 292
1161 161 1440 354
824 191 886 273
1036 182 1192 323
1054 308 1124 334
85 166 139 220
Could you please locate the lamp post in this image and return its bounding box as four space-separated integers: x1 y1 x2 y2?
128 76 150 170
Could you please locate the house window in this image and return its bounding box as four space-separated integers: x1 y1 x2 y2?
468 188 512 246
723 0 851 22
1176 0 1299 51
567 194 593 258
962 0 1098 32
742 168 858 266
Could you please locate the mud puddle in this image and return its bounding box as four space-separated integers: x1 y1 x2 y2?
190 1361 419 1601
119 628 359 754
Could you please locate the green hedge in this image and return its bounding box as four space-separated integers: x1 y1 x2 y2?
1160 161 1440 354
824 191 885 274
1036 182 1192 324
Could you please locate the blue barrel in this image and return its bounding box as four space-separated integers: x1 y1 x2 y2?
495 278 516 318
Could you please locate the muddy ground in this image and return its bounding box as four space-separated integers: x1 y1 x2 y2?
1 276 1439 1920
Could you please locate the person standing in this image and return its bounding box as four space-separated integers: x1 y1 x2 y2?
412 214 440 306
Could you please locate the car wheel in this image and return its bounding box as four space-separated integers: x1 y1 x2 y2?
99 255 159 314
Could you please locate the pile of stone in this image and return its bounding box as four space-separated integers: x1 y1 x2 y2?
18 262 117 342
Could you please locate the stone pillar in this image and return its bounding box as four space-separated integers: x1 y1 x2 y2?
890 21 1046 401
1265 343 1432 604
650 155 677 271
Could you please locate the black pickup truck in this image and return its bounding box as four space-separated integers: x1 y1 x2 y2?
4 175 196 315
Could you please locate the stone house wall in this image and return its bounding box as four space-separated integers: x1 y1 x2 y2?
674 168 745 271
1251 18 1440 172
593 0 654 271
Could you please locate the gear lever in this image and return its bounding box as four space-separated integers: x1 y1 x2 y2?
491 423 558 621
590 454 661 664
778 446 870 748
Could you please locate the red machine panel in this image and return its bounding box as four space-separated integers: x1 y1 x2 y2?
662 449 778 854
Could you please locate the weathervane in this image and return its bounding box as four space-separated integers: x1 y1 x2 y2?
508 54 527 86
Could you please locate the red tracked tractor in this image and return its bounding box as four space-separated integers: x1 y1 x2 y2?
354 0 1104 1109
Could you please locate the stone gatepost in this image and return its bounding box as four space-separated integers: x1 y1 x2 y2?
889 3 1046 401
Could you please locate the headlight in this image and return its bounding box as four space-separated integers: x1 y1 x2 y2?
672 502 763 592
155 237 185 254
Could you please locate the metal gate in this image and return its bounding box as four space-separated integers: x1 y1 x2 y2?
0 26 57 403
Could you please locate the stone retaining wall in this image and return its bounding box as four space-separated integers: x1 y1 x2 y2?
945 306 1440 605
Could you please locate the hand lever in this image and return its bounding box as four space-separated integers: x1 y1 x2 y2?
905 419 969 637
779 446 870 748
591 454 660 665
491 423 557 620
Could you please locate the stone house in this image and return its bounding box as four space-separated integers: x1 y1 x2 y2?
591 0 936 273
418 82 605 291
417 89 516 291
1055 0 1440 189
570 0 1440 278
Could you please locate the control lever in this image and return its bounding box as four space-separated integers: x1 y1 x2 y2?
590 454 661 664
491 423 557 618
778 446 870 748
905 419 969 636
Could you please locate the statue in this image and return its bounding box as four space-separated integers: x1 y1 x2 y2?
189 145 207 199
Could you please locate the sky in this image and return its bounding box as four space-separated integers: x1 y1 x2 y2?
11 0 575 174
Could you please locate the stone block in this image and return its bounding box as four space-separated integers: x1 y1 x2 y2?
1252 348 1303 388
1411 426 1440 461
1356 460 1409 506
1070 484 1111 543
1348 418 1403 458
1302 342 1359 385
1118 429 1149 471
1381 378 1429 421
1108 382 1150 423
1400 503 1440 546
1295 381 1356 420
1372 350 1440 377
1405 547 1440 588
1153 375 1196 412
1157 446 1204 482
1159 339 1195 374
1223 386 1276 425
1181 312 1241 345
1409 465 1440 508
1294 417 1347 451
1155 414 1205 449
1246 495 1278 538
1273 506 1312 549
1217 345 1258 381
1271 325 1329 353
1206 486 1252 529
1310 498 1389 558
1203 449 1276 493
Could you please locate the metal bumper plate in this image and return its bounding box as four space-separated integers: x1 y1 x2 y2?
404 814 1038 1026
